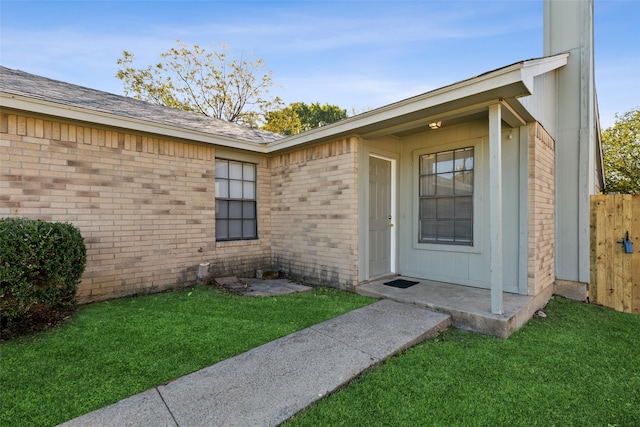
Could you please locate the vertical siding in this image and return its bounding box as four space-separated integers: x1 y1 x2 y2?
518 72 558 138
397 120 521 293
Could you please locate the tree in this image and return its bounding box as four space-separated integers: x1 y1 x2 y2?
602 107 640 194
116 41 280 127
262 102 348 135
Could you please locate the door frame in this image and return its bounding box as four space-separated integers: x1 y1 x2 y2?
367 153 397 278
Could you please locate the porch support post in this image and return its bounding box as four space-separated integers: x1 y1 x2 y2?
489 103 504 315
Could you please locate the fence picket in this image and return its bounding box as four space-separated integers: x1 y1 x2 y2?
590 194 640 314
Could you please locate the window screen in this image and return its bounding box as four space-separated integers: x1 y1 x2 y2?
215 159 257 241
419 147 474 245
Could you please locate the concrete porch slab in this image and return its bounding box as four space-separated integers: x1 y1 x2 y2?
357 277 553 338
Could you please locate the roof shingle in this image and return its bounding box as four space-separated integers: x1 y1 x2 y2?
0 66 283 144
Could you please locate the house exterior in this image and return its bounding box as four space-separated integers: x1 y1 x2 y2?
1 0 602 314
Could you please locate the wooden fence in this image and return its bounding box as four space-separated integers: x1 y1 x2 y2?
590 194 640 314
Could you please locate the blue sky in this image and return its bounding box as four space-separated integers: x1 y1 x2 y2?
1 0 638 128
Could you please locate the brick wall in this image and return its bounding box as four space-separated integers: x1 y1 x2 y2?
0 111 271 302
211 155 272 279
270 138 359 290
527 122 555 295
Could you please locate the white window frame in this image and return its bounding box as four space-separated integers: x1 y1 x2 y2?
215 158 258 241
413 138 484 254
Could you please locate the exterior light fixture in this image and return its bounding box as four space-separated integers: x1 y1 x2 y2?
428 121 442 130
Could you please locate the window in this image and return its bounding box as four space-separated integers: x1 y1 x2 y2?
215 159 257 241
419 147 474 245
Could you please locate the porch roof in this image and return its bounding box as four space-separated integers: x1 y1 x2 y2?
0 54 568 154
268 54 568 152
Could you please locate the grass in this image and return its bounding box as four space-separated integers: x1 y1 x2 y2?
0 285 374 427
287 297 640 426
4 288 639 427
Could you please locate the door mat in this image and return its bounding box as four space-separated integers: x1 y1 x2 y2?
384 279 419 289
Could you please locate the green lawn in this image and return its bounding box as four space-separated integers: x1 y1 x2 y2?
0 285 374 427
3 288 639 427
287 297 640 426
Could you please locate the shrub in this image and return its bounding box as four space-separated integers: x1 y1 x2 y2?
0 217 86 335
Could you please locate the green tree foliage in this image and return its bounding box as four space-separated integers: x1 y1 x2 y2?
262 102 348 135
116 41 280 127
602 107 640 194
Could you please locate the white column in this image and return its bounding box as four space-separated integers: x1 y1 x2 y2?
489 104 503 315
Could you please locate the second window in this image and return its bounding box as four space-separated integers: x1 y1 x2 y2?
419 147 474 245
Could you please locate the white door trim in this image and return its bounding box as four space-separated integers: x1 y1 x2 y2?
369 153 397 276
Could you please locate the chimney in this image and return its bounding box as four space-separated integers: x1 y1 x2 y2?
544 0 600 286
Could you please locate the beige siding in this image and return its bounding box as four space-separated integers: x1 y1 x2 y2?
527 122 555 295
0 111 271 302
270 138 359 289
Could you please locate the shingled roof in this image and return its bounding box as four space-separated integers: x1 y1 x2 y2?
0 66 283 145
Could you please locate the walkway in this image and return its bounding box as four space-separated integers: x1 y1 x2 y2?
59 299 451 427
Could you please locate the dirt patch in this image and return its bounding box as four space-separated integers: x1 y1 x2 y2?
213 277 312 297
213 277 252 295
1 304 75 342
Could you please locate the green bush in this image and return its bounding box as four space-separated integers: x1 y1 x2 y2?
0 217 86 332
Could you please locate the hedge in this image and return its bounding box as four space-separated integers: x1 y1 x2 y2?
0 217 87 330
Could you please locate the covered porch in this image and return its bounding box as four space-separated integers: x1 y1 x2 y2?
357 276 553 338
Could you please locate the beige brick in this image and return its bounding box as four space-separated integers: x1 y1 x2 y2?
2 110 365 300
527 123 555 295
270 138 358 289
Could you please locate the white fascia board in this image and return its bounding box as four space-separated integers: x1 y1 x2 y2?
520 53 569 92
0 92 268 153
267 54 570 153
268 64 532 152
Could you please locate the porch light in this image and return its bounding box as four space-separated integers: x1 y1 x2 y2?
428 121 442 130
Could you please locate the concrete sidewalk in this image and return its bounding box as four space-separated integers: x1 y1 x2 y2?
59 300 451 427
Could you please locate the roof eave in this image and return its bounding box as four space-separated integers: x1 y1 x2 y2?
266 53 570 153
1 54 568 155
520 52 569 91
0 92 268 153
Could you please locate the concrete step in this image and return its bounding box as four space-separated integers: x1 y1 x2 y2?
358 278 551 338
